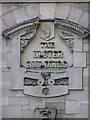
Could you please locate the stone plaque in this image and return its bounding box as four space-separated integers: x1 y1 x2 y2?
20 22 73 97
3 18 87 97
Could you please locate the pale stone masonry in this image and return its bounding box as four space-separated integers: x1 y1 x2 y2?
1 1 89 119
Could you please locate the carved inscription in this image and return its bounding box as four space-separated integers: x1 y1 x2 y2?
26 41 68 69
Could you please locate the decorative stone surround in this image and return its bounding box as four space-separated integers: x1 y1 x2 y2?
3 18 90 39
2 17 40 39
55 18 90 38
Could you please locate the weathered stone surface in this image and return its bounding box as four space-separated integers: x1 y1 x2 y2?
68 7 83 23
57 113 73 118
73 113 88 118
2 12 16 28
2 19 7 31
66 91 88 101
22 109 34 118
30 102 45 110
83 42 88 52
68 68 82 89
45 102 65 110
13 7 27 23
40 3 55 19
22 105 29 110
2 89 24 97
2 46 11 53
11 4 23 10
2 71 10 84
24 4 40 19
71 3 88 12
10 68 25 89
2 97 9 105
7 52 20 67
81 104 88 114
65 101 81 114
87 52 90 65
2 105 22 118
30 96 45 110
2 4 11 15
55 4 71 19
83 67 88 77
73 52 86 67
79 11 88 28
9 97 29 105
74 38 82 51
46 96 66 102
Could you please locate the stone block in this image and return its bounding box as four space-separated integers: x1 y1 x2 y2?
73 113 88 118
22 109 34 118
2 80 10 90
79 11 88 29
2 62 7 68
2 105 22 118
2 12 16 28
73 52 86 67
30 96 45 110
9 97 29 105
87 52 90 65
68 68 82 89
30 102 45 110
68 7 83 23
2 46 11 53
65 101 81 114
2 4 11 15
2 53 7 62
74 38 82 51
2 89 24 97
71 3 88 12
2 37 6 46
2 71 10 82
13 7 27 24
40 3 55 19
83 42 88 52
81 101 88 105
81 104 88 114
10 68 24 90
24 4 40 19
22 105 29 110
7 52 20 67
2 97 9 105
2 18 7 31
88 42 90 52
66 91 88 101
55 4 71 19
11 4 23 10
45 102 65 110
83 67 88 77
46 96 66 102
11 37 20 52
57 113 73 118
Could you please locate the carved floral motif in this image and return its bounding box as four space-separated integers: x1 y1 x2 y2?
20 26 38 52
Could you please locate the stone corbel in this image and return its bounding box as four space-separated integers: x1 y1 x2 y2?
2 17 40 39
20 25 38 53
54 18 90 50
54 18 90 38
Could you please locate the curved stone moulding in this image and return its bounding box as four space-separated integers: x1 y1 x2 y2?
54 18 90 39
2 17 40 39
